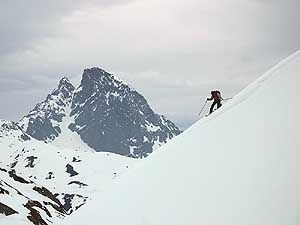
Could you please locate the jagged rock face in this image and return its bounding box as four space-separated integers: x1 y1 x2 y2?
19 68 181 158
20 77 75 142
69 68 181 158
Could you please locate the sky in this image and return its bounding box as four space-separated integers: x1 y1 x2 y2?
0 0 299 129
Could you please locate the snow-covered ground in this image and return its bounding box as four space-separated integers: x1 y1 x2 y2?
0 119 138 224
61 51 300 225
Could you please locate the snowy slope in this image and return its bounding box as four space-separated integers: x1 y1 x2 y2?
6 137 136 209
0 120 137 224
62 50 300 225
0 162 66 225
0 120 32 164
1 68 180 224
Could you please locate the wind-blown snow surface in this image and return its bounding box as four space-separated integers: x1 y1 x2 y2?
62 51 300 225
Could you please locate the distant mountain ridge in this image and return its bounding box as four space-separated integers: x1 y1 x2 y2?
19 67 181 158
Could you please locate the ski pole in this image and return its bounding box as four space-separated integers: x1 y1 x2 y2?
198 100 207 116
222 97 232 101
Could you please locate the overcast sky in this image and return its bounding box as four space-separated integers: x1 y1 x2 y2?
0 0 299 129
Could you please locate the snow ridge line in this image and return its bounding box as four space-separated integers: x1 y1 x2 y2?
198 49 300 125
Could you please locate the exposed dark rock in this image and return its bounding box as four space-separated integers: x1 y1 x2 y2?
26 118 61 142
20 133 31 141
75 203 86 210
24 200 50 225
45 172 54 180
0 202 18 216
20 77 75 142
8 170 32 184
0 167 7 172
62 194 87 214
43 201 65 216
72 157 81 162
10 160 18 168
0 121 20 132
68 181 88 188
0 120 31 142
69 67 181 158
33 186 64 208
0 166 66 224
0 186 9 195
25 156 38 168
65 164 79 177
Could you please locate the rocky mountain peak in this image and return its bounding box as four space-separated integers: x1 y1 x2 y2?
59 76 71 84
49 76 75 101
69 67 181 158
81 67 124 88
20 67 181 157
19 77 76 142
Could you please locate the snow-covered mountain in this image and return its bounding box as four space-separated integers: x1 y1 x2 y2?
19 67 181 158
1 68 180 224
69 68 180 157
19 77 75 142
62 51 300 225
0 119 137 225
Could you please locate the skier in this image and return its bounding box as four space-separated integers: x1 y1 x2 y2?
207 90 223 114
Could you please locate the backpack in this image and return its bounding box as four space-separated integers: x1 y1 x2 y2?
211 90 221 99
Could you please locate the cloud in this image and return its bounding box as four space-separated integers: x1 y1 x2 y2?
0 0 135 57
0 0 299 128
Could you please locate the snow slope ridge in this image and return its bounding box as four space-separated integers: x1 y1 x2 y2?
201 50 300 124
62 50 300 225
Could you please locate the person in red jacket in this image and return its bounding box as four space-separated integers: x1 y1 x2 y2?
207 90 223 114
